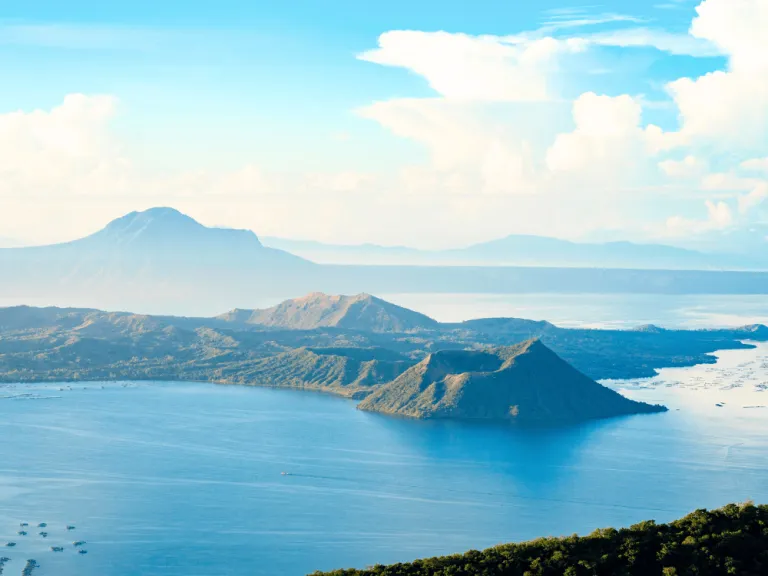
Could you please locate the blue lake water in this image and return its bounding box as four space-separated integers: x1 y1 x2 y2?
2 293 768 575
2 362 768 576
380 293 768 329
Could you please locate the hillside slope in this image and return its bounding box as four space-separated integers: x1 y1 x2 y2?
312 502 768 576
358 339 665 423
219 292 438 332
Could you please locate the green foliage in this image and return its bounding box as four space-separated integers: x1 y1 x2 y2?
310 503 768 576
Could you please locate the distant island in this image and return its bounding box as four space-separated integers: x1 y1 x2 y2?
2 292 767 424
310 502 768 576
358 340 665 423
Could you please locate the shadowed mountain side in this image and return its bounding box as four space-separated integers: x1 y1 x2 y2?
358 340 666 423
218 292 439 332
0 325 411 399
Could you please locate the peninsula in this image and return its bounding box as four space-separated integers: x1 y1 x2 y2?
2 292 766 423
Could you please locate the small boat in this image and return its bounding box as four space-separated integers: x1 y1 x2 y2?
38 523 47 528
78 549 88 555
5 543 15 547
17 531 27 536
73 541 86 547
281 471 289 476
39 531 48 538
66 525 76 531
51 546 64 552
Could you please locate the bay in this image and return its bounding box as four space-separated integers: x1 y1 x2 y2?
2 292 768 575
1 350 767 576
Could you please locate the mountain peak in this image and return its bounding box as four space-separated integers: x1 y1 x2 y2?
359 341 666 423
82 207 264 249
218 292 437 332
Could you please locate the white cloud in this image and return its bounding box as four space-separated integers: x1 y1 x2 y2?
539 12 644 33
5 1 768 247
357 31 584 102
665 200 734 236
583 27 722 57
663 0 768 149
357 98 542 195
701 172 759 192
696 171 767 216
741 157 768 173
738 182 768 213
545 93 664 184
658 155 707 178
0 93 132 197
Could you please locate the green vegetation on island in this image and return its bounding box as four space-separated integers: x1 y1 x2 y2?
311 502 768 576
358 340 665 422
1 292 766 422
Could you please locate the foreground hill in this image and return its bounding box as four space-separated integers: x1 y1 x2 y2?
218 292 438 332
358 340 665 423
312 502 768 576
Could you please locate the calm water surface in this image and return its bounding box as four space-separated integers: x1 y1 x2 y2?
2 359 768 576
2 294 768 575
381 293 768 328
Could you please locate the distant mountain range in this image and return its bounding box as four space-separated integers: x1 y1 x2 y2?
2 207 768 315
358 340 666 423
262 234 768 270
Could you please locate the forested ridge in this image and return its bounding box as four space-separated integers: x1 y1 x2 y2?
311 502 767 576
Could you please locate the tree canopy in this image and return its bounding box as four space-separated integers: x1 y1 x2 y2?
311 502 767 576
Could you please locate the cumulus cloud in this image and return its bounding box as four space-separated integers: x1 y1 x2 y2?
658 155 707 178
546 93 648 174
357 31 584 102
357 98 542 195
664 0 768 149
741 157 768 173
544 93 681 191
5 0 768 246
0 94 130 197
354 1 767 241
697 171 768 216
665 200 734 236
738 182 768 214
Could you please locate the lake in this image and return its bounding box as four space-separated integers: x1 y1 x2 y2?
380 293 768 329
2 341 768 576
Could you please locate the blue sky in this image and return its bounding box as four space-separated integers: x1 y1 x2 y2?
0 0 766 248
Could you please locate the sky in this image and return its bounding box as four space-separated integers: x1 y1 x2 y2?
0 0 767 249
